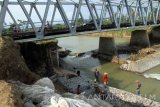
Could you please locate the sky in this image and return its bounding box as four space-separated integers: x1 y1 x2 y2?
0 0 159 26
0 0 104 25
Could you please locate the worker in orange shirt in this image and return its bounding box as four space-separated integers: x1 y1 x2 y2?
103 72 108 85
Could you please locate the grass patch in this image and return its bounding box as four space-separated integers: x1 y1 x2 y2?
36 39 58 45
105 28 146 35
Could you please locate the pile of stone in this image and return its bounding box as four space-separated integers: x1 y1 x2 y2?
58 70 160 107
107 86 160 107
11 78 112 107
58 76 94 96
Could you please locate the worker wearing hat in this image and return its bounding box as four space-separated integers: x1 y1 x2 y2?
103 72 108 85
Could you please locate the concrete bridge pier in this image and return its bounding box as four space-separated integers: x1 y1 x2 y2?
130 30 150 48
151 26 160 42
99 37 117 56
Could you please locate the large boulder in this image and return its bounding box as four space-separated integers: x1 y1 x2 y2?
0 37 40 84
34 78 55 91
11 78 95 107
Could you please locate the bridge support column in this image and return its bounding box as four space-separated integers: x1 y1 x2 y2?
151 26 160 41
99 37 117 56
130 30 150 48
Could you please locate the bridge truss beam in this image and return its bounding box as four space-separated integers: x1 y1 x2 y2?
0 0 160 41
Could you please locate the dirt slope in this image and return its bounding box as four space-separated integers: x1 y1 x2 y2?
0 80 23 107
0 37 40 84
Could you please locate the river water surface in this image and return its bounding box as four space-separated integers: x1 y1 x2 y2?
57 36 160 102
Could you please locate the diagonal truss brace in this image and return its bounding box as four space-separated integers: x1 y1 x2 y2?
85 0 99 30
73 0 83 32
0 0 9 36
7 8 20 29
40 0 51 36
17 0 39 38
56 0 72 33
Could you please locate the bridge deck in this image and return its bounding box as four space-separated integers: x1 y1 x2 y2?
12 23 160 43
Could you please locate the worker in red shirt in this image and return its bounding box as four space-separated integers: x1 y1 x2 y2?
103 72 108 85
76 85 81 94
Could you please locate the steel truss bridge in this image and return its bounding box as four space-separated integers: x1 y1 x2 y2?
0 0 160 42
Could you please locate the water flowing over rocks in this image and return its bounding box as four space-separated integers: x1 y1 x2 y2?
144 73 160 80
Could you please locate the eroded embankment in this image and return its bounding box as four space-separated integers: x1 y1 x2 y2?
0 37 40 84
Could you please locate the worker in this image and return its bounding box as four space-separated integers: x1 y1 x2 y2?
13 25 17 33
103 72 108 85
76 85 81 94
93 79 99 94
94 68 100 82
136 80 141 95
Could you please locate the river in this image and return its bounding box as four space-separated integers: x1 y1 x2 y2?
57 36 160 102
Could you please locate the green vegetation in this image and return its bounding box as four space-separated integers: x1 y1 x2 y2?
36 38 58 45
89 27 148 38
106 28 146 34
53 24 67 29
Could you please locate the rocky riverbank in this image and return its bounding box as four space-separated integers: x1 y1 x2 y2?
3 76 159 107
9 78 113 107
120 49 160 73
108 86 160 107
57 69 160 107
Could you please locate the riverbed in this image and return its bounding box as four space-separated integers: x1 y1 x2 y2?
57 36 160 102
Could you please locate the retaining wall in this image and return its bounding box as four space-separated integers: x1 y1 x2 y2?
120 52 160 73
